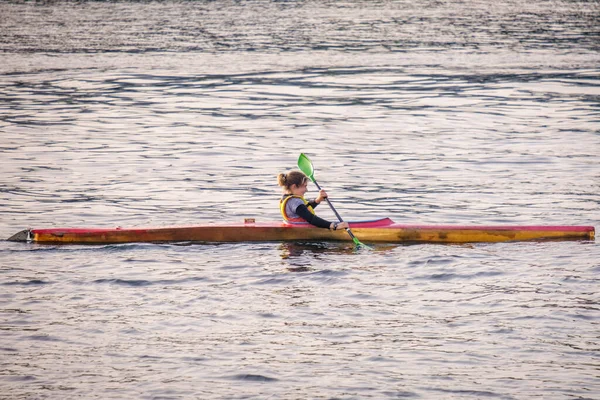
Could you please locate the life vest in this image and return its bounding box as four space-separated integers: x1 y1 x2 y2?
280 195 315 224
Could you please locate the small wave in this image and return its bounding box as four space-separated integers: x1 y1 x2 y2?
428 388 506 398
310 269 349 277
2 243 169 254
93 278 152 287
414 270 504 281
92 276 206 287
253 277 290 285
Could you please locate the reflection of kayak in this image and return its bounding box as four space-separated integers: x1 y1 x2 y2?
7 218 595 244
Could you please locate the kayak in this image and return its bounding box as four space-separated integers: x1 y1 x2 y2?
6 218 595 244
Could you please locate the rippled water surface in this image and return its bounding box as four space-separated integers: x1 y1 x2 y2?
1 1 599 398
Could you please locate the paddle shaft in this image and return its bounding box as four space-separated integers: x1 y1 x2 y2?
312 179 360 243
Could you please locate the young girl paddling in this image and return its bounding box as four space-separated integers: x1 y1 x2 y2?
278 171 349 231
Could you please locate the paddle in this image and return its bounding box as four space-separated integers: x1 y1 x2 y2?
297 153 370 249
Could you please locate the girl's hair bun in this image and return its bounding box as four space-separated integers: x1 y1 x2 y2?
278 171 306 188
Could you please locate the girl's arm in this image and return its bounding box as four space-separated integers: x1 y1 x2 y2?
308 189 329 208
307 199 319 209
295 204 333 229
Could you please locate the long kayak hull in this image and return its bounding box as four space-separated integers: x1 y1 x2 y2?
7 218 595 244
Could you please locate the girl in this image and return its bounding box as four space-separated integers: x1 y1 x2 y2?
278 171 349 231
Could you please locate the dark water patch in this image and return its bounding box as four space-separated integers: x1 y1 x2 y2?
420 272 459 281
26 334 62 342
0 308 29 314
0 326 40 332
123 257 164 263
1 375 37 382
382 390 420 398
1 279 49 286
348 293 377 300
139 354 163 360
181 356 208 363
219 264 253 271
0 186 56 198
228 374 279 382
58 195 99 203
21 165 64 172
366 355 400 363
258 313 279 319
0 347 19 352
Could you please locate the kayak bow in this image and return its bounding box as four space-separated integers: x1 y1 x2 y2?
7 218 595 244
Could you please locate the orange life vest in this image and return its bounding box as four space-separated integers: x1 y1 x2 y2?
280 195 315 224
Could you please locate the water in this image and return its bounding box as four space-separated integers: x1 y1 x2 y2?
1 0 599 398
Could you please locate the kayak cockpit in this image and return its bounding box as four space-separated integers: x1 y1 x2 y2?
283 217 394 228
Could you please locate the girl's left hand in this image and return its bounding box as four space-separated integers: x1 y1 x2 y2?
316 190 328 204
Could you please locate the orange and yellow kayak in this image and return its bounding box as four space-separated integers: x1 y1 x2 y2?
7 218 595 244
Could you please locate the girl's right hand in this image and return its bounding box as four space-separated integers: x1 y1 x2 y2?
333 221 349 230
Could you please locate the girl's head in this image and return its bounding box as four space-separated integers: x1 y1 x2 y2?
278 171 309 195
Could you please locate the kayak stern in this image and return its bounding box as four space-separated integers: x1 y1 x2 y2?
7 229 31 242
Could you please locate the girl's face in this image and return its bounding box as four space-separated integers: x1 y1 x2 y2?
290 181 308 196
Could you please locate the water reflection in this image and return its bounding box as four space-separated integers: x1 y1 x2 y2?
278 241 400 271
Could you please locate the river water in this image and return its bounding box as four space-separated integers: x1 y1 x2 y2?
1 1 599 399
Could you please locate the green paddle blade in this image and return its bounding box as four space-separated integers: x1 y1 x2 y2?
297 153 315 182
350 232 372 249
